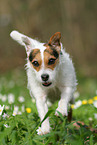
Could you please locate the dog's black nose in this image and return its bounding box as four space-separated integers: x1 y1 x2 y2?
41 74 49 81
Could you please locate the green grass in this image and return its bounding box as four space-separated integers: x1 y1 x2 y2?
0 69 97 145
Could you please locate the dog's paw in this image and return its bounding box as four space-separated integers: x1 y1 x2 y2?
36 126 50 135
55 107 68 116
36 120 50 135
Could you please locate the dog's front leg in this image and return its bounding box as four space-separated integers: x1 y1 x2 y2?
55 87 75 116
36 94 50 135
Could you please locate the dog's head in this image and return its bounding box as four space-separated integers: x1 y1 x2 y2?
10 31 61 87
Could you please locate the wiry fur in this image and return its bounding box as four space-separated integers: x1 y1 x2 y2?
10 30 77 135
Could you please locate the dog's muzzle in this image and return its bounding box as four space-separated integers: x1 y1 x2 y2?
41 74 52 87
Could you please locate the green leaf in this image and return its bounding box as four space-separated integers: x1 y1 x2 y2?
90 134 94 145
56 110 64 121
41 109 53 124
33 138 45 145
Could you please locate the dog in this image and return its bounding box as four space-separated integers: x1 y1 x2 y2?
10 31 77 135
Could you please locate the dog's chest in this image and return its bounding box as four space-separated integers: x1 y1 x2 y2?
47 87 61 103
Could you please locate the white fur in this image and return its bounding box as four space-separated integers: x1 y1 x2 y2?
10 30 77 135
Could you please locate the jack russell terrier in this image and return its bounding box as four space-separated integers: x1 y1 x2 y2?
10 31 77 135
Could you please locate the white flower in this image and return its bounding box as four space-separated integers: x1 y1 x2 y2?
12 106 22 116
18 96 25 103
14 106 19 112
13 110 22 116
89 117 93 121
2 113 8 118
5 105 10 110
74 91 80 99
4 124 10 128
93 101 97 108
32 98 35 103
12 111 17 116
74 100 82 109
2 95 7 102
12 106 19 116
8 94 15 104
18 111 22 115
36 127 43 135
0 105 4 115
94 113 97 119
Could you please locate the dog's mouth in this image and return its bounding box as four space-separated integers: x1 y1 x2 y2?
42 82 52 87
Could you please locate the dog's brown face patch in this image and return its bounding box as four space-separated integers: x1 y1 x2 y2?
29 49 42 72
44 45 60 70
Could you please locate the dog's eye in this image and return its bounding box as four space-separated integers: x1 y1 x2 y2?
32 61 39 67
48 58 56 65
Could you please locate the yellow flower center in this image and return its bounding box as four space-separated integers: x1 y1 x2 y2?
26 108 31 113
88 99 93 104
93 96 97 100
13 112 16 115
82 100 87 105
71 104 75 109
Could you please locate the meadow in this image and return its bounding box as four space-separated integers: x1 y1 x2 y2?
0 68 97 145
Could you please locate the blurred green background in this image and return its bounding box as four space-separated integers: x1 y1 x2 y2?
0 0 97 77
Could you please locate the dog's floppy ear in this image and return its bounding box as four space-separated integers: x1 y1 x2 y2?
22 36 32 53
48 32 61 47
10 30 35 55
